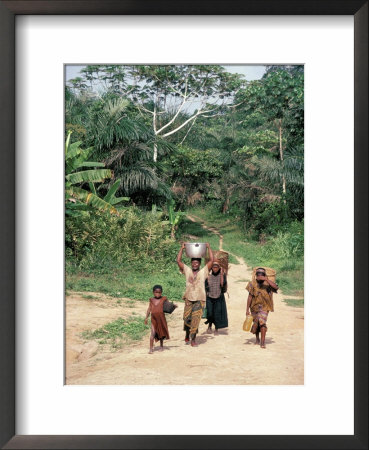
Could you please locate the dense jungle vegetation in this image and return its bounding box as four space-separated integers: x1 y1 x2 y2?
65 65 304 300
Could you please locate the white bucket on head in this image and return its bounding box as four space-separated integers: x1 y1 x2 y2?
184 242 207 258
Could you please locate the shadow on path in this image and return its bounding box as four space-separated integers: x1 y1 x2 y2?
194 335 214 345
243 337 276 346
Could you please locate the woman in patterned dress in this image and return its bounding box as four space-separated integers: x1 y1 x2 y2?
245 268 278 349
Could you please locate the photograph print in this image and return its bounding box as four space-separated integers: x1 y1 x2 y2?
65 64 304 385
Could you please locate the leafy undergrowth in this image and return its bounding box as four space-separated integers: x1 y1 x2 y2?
187 206 304 298
282 298 304 308
67 214 228 301
82 315 150 349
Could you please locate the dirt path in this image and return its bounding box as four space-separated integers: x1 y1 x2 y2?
66 219 304 385
186 213 224 250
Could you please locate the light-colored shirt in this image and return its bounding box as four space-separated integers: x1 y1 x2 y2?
182 264 209 302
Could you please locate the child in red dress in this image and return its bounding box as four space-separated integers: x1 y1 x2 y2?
145 285 175 354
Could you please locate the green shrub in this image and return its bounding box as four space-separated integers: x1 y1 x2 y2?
66 207 177 270
184 206 304 297
262 221 303 259
283 298 304 308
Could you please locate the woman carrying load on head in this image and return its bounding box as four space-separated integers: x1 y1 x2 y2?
246 267 279 349
204 260 228 335
176 242 214 347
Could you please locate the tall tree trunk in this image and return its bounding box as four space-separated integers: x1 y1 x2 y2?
222 187 232 213
278 120 287 197
153 105 158 162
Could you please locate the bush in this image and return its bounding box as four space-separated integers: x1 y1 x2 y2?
244 200 288 237
66 207 178 271
262 221 304 259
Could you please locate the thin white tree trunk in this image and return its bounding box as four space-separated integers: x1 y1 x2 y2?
153 106 157 162
279 120 286 196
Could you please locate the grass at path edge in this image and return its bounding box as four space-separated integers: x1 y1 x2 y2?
186 206 304 298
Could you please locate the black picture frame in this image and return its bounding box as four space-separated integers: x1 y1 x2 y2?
0 1 367 449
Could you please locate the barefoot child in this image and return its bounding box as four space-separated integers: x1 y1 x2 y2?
145 285 173 354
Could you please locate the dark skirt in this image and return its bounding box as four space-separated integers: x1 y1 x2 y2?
205 294 228 329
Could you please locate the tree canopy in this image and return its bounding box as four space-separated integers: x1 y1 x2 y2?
66 64 304 237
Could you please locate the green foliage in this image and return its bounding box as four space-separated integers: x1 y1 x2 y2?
246 200 289 237
65 123 86 142
240 68 304 127
67 65 246 168
65 89 173 203
165 146 226 206
66 266 186 302
82 316 149 348
65 133 130 217
233 68 304 206
187 206 304 297
166 198 184 238
65 65 304 301
283 298 304 308
85 97 153 154
65 206 176 267
252 149 304 189
66 169 112 185
65 132 121 216
66 65 303 225
262 221 304 259
169 147 223 179
236 129 280 157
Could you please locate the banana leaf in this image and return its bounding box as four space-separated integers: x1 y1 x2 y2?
66 169 112 185
67 186 117 214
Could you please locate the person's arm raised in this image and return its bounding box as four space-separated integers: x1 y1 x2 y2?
262 276 279 291
176 242 186 273
220 267 225 287
206 243 214 270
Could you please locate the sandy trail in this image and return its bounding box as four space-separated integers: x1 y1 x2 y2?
186 214 224 251
66 219 304 385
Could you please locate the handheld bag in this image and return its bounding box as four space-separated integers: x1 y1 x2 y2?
243 315 253 332
163 299 176 314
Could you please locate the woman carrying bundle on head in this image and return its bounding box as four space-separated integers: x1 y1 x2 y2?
204 260 228 335
245 267 279 349
176 242 214 347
